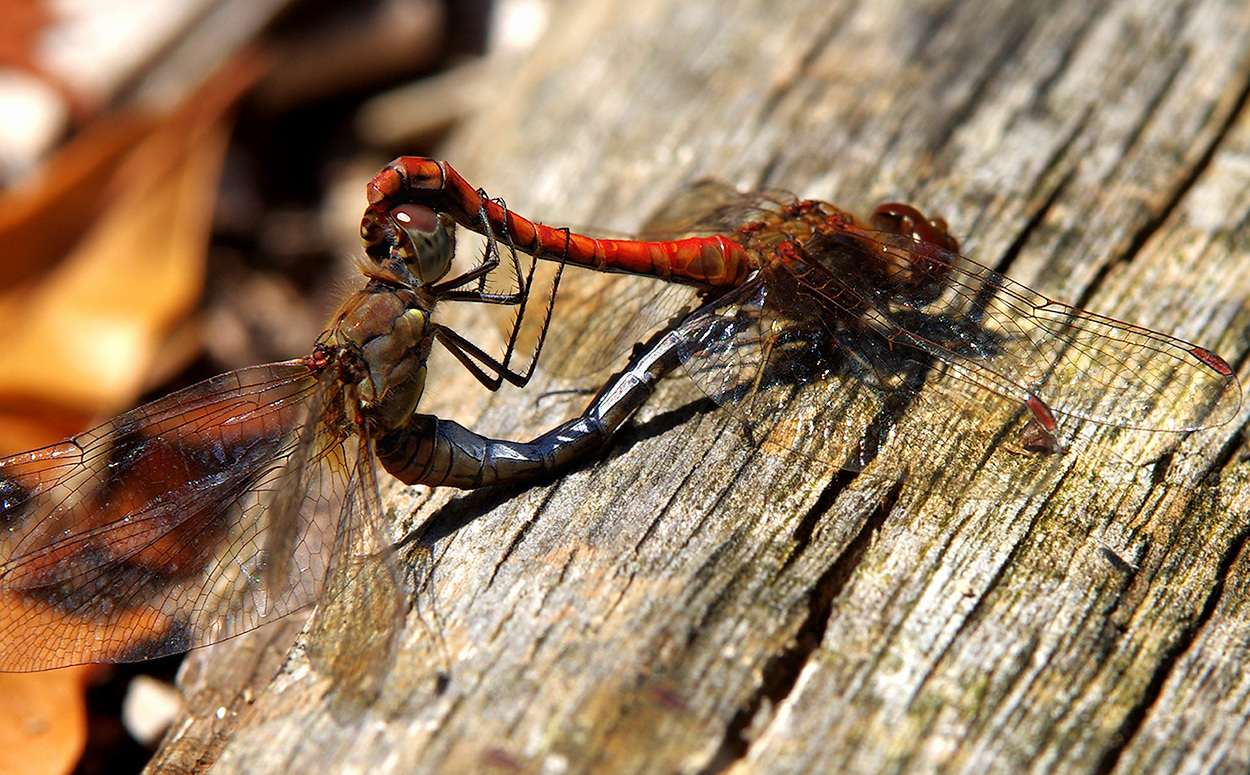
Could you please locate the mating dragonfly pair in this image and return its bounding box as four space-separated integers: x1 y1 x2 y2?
0 158 1237 671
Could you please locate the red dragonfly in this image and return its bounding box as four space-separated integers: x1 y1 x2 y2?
0 195 685 671
363 157 1240 460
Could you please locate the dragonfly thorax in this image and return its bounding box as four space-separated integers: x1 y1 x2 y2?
327 285 435 434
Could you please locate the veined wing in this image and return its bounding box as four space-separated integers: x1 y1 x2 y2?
0 360 351 671
540 181 784 378
668 224 1239 470
801 226 1240 433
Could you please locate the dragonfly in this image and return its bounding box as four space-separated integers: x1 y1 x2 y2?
363 157 1241 461
0 192 688 671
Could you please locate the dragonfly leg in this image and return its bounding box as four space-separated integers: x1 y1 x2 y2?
373 198 566 397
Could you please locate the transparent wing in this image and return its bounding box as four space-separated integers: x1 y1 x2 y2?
542 181 790 377
304 430 406 705
0 360 357 671
670 222 1238 468
673 282 917 470
635 180 789 236
542 270 701 376
804 226 1240 433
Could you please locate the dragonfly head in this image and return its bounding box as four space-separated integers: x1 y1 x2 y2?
391 204 456 285
869 203 960 253
359 202 456 287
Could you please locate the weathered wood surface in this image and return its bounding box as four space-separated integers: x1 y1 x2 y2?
148 0 1250 772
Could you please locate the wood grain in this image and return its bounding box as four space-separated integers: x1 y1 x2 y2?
148 0 1250 773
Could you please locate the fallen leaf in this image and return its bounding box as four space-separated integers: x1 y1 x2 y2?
0 51 267 775
0 0 53 74
0 667 93 775
0 52 265 445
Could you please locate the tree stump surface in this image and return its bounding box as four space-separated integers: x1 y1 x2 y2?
148 0 1250 773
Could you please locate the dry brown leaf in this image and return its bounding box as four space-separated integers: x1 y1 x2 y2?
0 667 93 775
0 52 267 775
0 52 265 446
0 115 155 289
0 123 229 425
0 0 53 73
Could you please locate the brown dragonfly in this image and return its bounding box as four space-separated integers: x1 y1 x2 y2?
0 197 685 671
364 158 1240 459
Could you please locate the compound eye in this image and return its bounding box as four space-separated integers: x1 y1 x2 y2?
392 204 455 284
870 203 959 253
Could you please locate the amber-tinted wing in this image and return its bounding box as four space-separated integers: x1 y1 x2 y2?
0 361 353 671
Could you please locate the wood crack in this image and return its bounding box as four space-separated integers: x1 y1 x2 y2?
696 474 906 774
1093 497 1250 775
